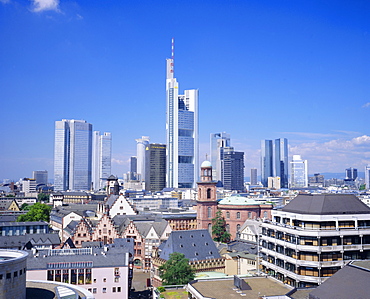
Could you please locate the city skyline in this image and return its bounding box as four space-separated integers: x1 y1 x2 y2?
1 1 370 181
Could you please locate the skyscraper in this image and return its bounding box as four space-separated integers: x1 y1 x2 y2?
274 138 289 188
261 140 273 187
145 143 166 192
365 166 370 190
290 155 308 188
54 119 92 191
250 168 257 185
166 39 199 188
345 167 358 180
33 170 48 185
222 147 245 192
130 156 138 180
136 136 150 182
210 132 230 183
92 131 112 190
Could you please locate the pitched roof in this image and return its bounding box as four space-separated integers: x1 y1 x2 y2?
282 194 370 215
309 263 370 299
159 229 221 261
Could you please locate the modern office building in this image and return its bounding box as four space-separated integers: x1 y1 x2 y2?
260 193 370 288
345 167 358 181
92 131 112 190
210 132 231 183
136 136 150 182
290 155 308 188
308 173 325 187
54 119 93 191
130 157 137 180
145 143 166 192
261 140 274 187
366 165 370 189
250 168 257 185
166 39 199 188
274 138 289 188
32 170 48 185
222 147 245 192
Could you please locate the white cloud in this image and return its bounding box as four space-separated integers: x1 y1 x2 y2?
30 0 60 12
111 158 126 166
362 102 370 108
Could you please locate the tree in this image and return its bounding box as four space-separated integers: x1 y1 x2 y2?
38 193 50 202
20 203 30 211
159 252 195 285
212 210 231 243
17 202 52 222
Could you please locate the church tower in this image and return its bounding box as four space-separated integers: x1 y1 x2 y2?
196 161 218 232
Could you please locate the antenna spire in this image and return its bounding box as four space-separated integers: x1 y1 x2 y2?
171 37 174 60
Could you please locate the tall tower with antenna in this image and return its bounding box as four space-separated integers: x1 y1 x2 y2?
166 38 199 188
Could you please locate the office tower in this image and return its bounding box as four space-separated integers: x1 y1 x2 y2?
365 165 370 189
21 178 37 193
308 173 324 187
166 39 199 188
33 170 48 185
261 140 273 187
210 132 231 182
290 155 308 188
222 147 245 192
130 156 137 180
145 143 166 192
54 119 92 191
250 168 257 185
92 131 112 190
274 138 289 188
136 136 150 182
345 167 358 180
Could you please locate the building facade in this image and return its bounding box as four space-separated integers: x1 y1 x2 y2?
145 143 166 192
260 194 370 288
135 136 150 182
274 138 288 188
222 147 244 192
166 39 199 189
290 155 308 188
92 131 112 191
32 170 48 185
250 168 257 185
54 119 93 191
210 132 231 183
261 140 273 187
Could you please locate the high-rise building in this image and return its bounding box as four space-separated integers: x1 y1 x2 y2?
261 140 273 187
92 131 112 190
250 168 257 185
345 167 358 180
130 156 138 180
33 170 48 185
210 132 230 183
136 136 150 182
166 39 198 188
145 143 166 192
274 138 289 188
365 165 370 189
290 155 308 188
54 119 92 191
222 147 245 192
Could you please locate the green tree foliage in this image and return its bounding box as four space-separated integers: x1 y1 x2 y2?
159 252 195 285
359 184 366 191
17 202 52 222
212 210 231 243
20 203 30 211
37 193 50 202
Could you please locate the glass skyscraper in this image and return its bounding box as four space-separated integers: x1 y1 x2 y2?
290 154 308 188
166 39 198 188
92 131 112 190
274 138 289 188
54 119 92 191
261 140 273 187
210 132 230 183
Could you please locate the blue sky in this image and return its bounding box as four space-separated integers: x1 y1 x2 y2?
1 0 370 181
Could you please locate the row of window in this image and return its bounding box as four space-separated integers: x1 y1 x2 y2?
0 268 26 280
88 287 122 294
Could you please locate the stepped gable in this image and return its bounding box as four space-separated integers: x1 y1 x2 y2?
159 229 220 261
282 193 370 215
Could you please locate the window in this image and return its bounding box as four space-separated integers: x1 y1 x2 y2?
115 277 119 282
207 188 211 199
113 287 116 292
226 212 230 219
14 271 17 278
103 278 106 282
237 224 241 231
248 212 252 218
263 211 268 218
237 212 241 219
103 288 107 293
117 287 121 292
207 207 212 218
93 288 97 294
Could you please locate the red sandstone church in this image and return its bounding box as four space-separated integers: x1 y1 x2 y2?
196 160 273 240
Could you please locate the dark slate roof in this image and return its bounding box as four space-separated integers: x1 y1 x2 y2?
282 194 370 215
105 194 119 208
227 240 258 255
64 220 79 235
309 264 370 299
0 233 60 249
159 229 221 261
